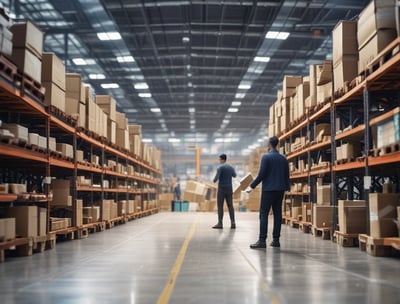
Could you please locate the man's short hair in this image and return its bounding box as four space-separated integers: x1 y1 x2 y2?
219 154 227 160
269 136 279 148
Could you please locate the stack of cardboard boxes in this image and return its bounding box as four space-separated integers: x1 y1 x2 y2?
0 7 12 57
42 53 66 111
369 192 400 238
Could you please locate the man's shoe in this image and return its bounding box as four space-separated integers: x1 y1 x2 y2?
270 240 280 248
212 224 223 229
231 223 236 229
250 241 266 249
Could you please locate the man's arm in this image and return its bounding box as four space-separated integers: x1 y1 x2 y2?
250 155 267 189
213 167 220 183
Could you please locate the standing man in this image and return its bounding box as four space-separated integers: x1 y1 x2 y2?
212 154 237 229
246 136 290 249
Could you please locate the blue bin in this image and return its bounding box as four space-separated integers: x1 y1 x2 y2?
173 201 181 211
181 201 189 212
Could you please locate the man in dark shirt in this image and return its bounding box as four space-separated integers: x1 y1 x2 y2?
212 154 237 229
246 136 290 249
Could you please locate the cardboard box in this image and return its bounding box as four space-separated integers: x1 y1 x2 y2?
383 183 397 194
52 179 72 206
49 137 56 152
11 48 42 83
28 133 39 146
108 119 116 144
10 21 43 58
308 65 317 108
118 201 126 216
6 206 38 237
0 183 8 194
0 26 13 56
84 85 94 104
116 127 129 150
0 218 16 241
338 200 366 234
2 123 28 142
38 207 47 236
317 185 331 205
302 203 311 223
357 0 397 48
369 193 400 238
96 95 117 121
316 61 332 85
41 52 66 90
83 206 100 222
66 73 85 103
312 205 333 228
332 20 358 64
128 124 142 135
42 81 66 112
373 112 400 148
116 111 128 130
76 150 84 162
76 199 83 227
292 206 302 220
333 56 358 92
101 200 111 221
316 82 332 105
56 143 73 158
358 29 397 74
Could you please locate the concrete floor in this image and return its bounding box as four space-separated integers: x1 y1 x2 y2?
0 212 399 304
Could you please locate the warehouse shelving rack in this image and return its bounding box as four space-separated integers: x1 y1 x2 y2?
279 37 400 251
0 64 161 260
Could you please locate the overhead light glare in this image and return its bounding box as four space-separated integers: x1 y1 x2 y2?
266 31 290 40
182 36 190 43
101 83 119 89
168 138 181 143
97 32 122 41
72 58 87 65
89 73 106 79
150 108 161 113
188 107 195 113
139 93 152 98
134 82 149 90
117 55 135 62
223 119 230 124
228 108 238 113
125 109 137 113
238 84 251 90
142 138 153 143
232 101 241 106
235 93 245 99
254 56 270 62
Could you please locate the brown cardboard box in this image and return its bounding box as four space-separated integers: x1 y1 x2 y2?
128 124 142 135
42 81 66 112
38 207 47 236
333 56 358 92
332 20 358 64
0 183 8 194
56 143 73 158
42 52 66 90
116 111 128 130
370 219 398 239
312 205 333 228
316 61 332 85
101 200 111 221
0 218 16 241
83 206 100 222
116 128 129 150
239 173 253 190
316 82 332 105
357 0 397 48
2 123 29 142
6 206 38 237
0 26 13 56
12 48 42 83
341 142 361 159
52 179 72 206
96 95 117 121
308 65 317 108
65 97 86 127
292 206 302 220
75 199 83 227
108 119 116 144
338 200 366 234
302 203 311 223
66 73 85 103
10 21 43 58
369 193 400 238
28 133 39 146
358 29 397 74
118 201 126 216
383 183 397 194
317 185 331 205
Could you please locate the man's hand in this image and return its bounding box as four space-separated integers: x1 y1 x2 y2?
245 186 253 193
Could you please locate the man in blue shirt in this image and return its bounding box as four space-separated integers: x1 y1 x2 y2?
212 154 237 229
246 136 290 249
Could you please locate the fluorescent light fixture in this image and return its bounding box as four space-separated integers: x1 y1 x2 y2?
190 125 195 130
188 82 193 87
215 138 224 143
190 119 195 124
72 58 87 65
228 108 238 113
125 109 137 113
235 93 245 99
266 31 290 40
142 138 153 143
85 59 96 65
150 108 161 113
89 73 106 79
182 36 190 43
97 32 122 41
188 107 195 113
101 83 119 89
117 56 135 63
187 73 192 77
254 56 270 62
134 82 149 90
189 93 194 97
223 119 230 124
168 138 181 143
158 119 165 123
139 93 152 98
232 101 241 106
238 83 251 90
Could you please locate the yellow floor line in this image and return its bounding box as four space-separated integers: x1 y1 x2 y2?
157 218 197 304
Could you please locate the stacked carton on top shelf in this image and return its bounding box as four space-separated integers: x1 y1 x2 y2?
66 73 86 128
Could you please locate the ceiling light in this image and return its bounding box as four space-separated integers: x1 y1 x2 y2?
182 36 190 43
235 93 245 99
254 56 270 62
188 107 195 113
187 73 192 77
139 93 152 98
223 119 230 124
89 74 106 79
150 108 161 113
97 32 122 41
101 83 119 89
117 56 135 63
125 109 137 113
168 138 181 143
134 82 149 90
72 58 87 65
142 138 153 143
266 31 290 40
190 125 195 130
232 101 241 106
189 93 194 97
190 119 195 124
188 82 193 87
238 83 251 90
228 108 238 113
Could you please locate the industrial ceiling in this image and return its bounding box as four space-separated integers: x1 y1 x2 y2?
4 0 370 167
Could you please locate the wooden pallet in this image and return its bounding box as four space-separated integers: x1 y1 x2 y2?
0 53 18 84
311 226 331 240
333 231 359 247
0 237 32 262
288 218 300 229
359 234 400 257
372 143 400 157
20 73 45 102
299 221 312 234
335 157 355 165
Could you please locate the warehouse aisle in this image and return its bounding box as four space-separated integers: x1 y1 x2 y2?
0 212 399 304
